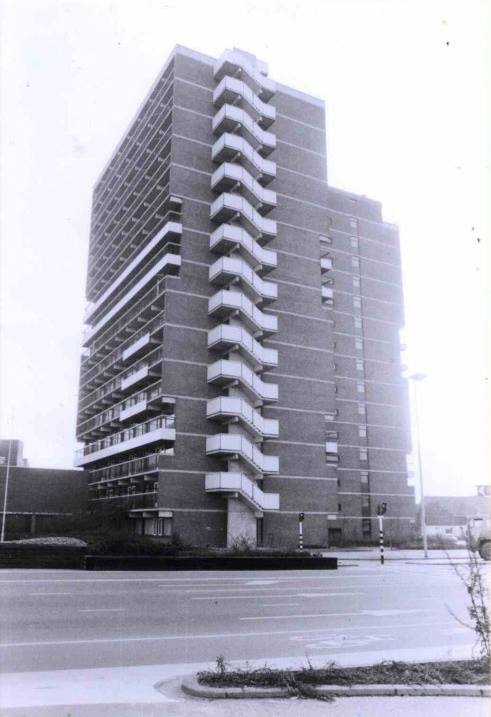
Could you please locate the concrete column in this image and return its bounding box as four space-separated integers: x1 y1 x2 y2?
227 496 256 547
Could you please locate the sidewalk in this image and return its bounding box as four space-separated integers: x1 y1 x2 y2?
2 695 489 717
0 644 483 716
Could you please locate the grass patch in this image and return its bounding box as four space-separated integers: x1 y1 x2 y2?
198 657 490 694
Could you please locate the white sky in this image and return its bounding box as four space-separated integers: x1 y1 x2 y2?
0 0 489 496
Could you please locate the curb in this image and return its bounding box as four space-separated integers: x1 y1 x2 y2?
181 676 491 699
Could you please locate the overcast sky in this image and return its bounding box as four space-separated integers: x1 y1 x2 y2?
0 0 489 496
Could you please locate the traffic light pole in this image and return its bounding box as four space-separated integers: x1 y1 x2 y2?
298 512 304 550
378 514 384 565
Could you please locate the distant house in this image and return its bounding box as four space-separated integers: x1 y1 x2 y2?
425 494 491 539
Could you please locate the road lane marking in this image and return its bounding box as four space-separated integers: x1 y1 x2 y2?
0 574 381 585
297 593 361 598
191 592 361 601
79 608 126 613
241 609 432 621
0 619 456 648
265 602 301 607
26 593 73 596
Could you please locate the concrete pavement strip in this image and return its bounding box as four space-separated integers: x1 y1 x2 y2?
179 675 491 699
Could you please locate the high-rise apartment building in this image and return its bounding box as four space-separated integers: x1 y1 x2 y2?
75 46 415 548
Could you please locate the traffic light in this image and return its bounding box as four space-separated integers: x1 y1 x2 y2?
298 512 305 522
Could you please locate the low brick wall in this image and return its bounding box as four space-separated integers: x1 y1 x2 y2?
0 544 86 569
84 555 338 571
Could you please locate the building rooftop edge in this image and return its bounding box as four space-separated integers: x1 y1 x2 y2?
93 44 325 188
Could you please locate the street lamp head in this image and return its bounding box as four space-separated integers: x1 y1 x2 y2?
408 372 427 382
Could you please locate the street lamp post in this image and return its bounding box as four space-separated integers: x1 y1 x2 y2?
408 373 428 559
0 439 13 543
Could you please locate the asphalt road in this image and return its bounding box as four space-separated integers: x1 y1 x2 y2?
0 559 481 675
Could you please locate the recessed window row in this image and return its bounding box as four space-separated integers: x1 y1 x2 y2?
88 175 173 296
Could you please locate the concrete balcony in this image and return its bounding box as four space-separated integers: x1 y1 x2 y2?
321 256 333 272
208 289 277 336
212 134 276 184
205 472 279 511
212 105 276 157
74 416 175 467
209 257 277 304
207 396 279 439
206 434 279 474
120 366 152 392
119 399 148 422
84 222 182 323
214 76 276 128
207 359 278 403
122 333 159 362
211 163 277 214
325 441 338 454
210 224 277 273
82 252 181 346
210 193 277 241
214 49 276 101
208 324 278 368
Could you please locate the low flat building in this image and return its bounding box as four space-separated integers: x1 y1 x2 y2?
0 441 87 538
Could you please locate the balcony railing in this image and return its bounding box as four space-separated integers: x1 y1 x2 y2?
211 163 277 213
207 359 278 403
80 313 164 390
77 380 165 438
205 472 279 511
84 222 182 322
208 289 277 335
210 224 277 272
83 252 180 346
212 134 276 184
206 434 279 474
79 345 163 415
207 396 278 438
88 452 160 485
82 279 166 359
209 257 277 304
207 324 278 368
75 415 175 467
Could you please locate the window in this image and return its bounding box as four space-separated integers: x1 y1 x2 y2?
351 256 360 269
362 518 372 535
349 218 358 230
353 296 361 310
319 234 332 245
357 381 365 393
351 236 359 249
358 403 366 415
361 495 370 508
355 339 363 351
356 359 364 372
326 430 338 440
325 410 338 422
360 471 369 484
354 317 362 329
360 448 368 462
353 276 360 288
358 425 367 438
